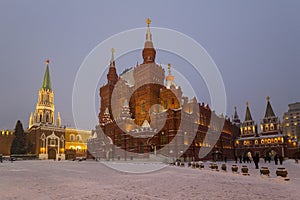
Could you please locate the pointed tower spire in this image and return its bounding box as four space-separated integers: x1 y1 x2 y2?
245 102 253 121
233 106 241 125
107 48 118 85
166 63 176 89
56 112 61 127
264 96 275 118
110 48 115 67
29 112 33 128
42 60 52 91
120 99 131 119
142 18 156 64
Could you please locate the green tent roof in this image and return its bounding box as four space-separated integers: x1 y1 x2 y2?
42 62 52 91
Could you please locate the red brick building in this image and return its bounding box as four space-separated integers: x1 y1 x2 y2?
88 19 239 162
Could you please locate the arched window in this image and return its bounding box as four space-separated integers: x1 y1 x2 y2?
46 114 49 123
39 114 42 122
130 137 134 149
184 132 188 145
141 101 146 114
117 134 122 146
139 142 144 154
76 135 82 141
70 134 75 141
160 132 166 145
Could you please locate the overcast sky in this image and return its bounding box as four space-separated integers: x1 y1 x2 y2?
0 1 299 130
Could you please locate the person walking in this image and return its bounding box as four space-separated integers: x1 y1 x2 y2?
253 153 260 169
279 155 283 165
274 154 278 165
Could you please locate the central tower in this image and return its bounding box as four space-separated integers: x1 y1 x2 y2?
130 19 165 125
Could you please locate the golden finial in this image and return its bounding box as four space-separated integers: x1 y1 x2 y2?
266 96 270 101
146 18 151 27
46 59 50 64
111 48 115 53
246 101 249 106
168 63 172 75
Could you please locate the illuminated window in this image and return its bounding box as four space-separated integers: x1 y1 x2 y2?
76 135 82 141
117 134 122 146
261 140 264 144
70 134 75 141
139 142 144 154
268 139 271 144
255 140 258 145
141 101 146 114
184 132 188 145
130 137 134 149
274 138 278 143
50 139 56 146
161 132 166 145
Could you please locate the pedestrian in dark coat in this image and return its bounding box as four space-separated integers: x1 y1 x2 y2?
274 154 278 165
253 153 260 169
279 155 283 165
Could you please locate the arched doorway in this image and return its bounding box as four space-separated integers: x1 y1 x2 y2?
48 148 56 159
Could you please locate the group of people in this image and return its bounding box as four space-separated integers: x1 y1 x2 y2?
235 153 284 169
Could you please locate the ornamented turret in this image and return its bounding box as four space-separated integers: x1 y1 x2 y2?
120 100 131 119
165 64 176 89
260 96 281 135
233 106 241 126
102 107 112 124
107 48 118 85
32 60 55 125
142 18 156 64
56 112 61 127
240 102 257 137
29 60 61 128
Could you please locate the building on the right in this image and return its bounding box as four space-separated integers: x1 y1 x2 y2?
283 102 300 138
235 98 300 160
235 97 286 159
283 102 300 158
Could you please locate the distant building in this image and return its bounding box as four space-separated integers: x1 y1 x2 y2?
0 130 14 155
283 102 300 158
283 102 300 139
27 60 91 160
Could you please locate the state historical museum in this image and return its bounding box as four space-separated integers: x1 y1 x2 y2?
88 19 239 162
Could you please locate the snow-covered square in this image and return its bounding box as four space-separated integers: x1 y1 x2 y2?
0 159 299 200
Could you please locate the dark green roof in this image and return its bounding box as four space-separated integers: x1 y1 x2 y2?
264 100 275 118
42 63 52 91
245 105 253 121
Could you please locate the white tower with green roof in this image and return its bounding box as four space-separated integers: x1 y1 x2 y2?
29 60 59 128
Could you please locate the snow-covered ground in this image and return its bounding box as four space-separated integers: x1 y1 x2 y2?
0 159 299 200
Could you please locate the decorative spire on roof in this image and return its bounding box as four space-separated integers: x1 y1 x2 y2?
110 48 115 67
102 107 112 124
232 106 241 125
142 18 156 64
142 119 151 128
146 18 152 42
234 106 239 119
120 99 131 119
245 102 253 121
107 48 118 84
166 63 176 89
264 96 275 118
42 59 52 91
